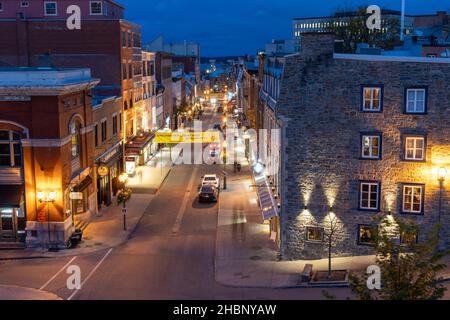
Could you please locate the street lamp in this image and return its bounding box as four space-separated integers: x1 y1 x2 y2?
438 167 447 224
37 191 57 251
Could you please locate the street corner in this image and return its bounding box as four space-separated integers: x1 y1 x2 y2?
0 285 62 300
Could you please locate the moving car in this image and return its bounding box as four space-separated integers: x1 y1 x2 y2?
201 174 220 189
198 185 219 203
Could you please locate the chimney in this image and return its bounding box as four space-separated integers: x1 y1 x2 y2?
300 33 336 59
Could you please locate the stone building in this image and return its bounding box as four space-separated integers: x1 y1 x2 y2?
272 33 450 260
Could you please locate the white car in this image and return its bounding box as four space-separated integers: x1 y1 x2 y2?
202 174 220 189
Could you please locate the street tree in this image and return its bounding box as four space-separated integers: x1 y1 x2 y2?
323 211 345 279
325 6 401 53
350 218 449 300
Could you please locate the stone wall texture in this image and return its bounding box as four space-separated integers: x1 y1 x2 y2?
276 34 450 260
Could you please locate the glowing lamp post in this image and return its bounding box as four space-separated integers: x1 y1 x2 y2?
438 167 447 224
37 191 57 251
117 173 131 231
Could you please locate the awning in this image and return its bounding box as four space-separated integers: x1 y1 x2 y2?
254 174 278 220
125 132 155 155
73 175 93 192
0 185 24 208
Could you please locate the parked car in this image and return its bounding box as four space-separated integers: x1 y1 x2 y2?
201 174 220 189
198 185 219 203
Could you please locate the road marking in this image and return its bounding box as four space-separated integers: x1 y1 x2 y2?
67 248 113 300
39 256 78 290
172 166 199 234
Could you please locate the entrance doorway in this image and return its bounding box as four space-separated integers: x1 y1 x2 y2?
0 208 17 242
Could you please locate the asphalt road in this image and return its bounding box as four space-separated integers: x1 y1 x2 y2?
5 104 446 300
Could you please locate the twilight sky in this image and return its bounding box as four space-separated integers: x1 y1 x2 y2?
121 0 449 56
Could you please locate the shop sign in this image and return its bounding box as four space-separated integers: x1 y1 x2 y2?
70 192 83 200
97 164 109 177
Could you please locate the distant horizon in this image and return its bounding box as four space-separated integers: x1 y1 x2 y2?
121 0 449 56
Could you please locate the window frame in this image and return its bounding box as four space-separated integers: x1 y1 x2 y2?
89 1 103 15
305 226 324 243
70 122 80 160
357 224 377 246
401 183 425 215
101 120 107 142
20 1 29 8
358 181 381 212
361 85 383 113
43 1 57 16
400 229 419 245
360 132 382 160
0 130 22 168
403 135 426 162
404 87 427 114
112 114 118 136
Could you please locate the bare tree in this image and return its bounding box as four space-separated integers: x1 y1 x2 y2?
323 212 344 279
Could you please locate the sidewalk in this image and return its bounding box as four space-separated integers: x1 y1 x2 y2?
0 285 62 300
0 145 182 260
215 166 376 289
0 193 154 260
127 144 183 194
215 116 376 288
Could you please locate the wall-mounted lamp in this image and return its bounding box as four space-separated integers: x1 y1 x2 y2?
37 191 56 203
438 167 447 182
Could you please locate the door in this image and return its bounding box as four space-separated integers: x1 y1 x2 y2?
0 208 16 242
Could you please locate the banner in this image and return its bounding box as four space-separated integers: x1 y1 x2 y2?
155 132 221 144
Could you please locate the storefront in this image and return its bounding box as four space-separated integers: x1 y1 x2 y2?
0 185 25 243
125 132 155 171
69 168 93 222
95 142 123 208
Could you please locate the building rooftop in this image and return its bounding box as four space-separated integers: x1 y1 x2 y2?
0 67 100 95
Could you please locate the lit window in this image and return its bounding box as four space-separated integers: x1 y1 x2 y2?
20 1 29 7
70 122 80 159
44 1 57 16
402 184 424 214
306 227 324 242
400 229 418 245
404 136 425 161
405 88 426 113
361 134 381 159
359 182 380 211
90 1 103 15
362 86 382 112
358 225 377 246
101 120 107 142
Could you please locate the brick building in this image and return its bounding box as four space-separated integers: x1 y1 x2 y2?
0 68 99 247
92 96 123 210
263 33 450 260
0 0 143 140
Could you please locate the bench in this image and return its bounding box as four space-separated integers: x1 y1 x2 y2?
301 264 313 282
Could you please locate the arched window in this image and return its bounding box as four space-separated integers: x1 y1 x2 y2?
70 121 80 159
0 130 22 167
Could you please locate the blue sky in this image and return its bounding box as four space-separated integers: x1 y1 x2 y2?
121 0 449 56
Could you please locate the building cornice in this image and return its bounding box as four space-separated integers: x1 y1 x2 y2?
0 80 100 96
